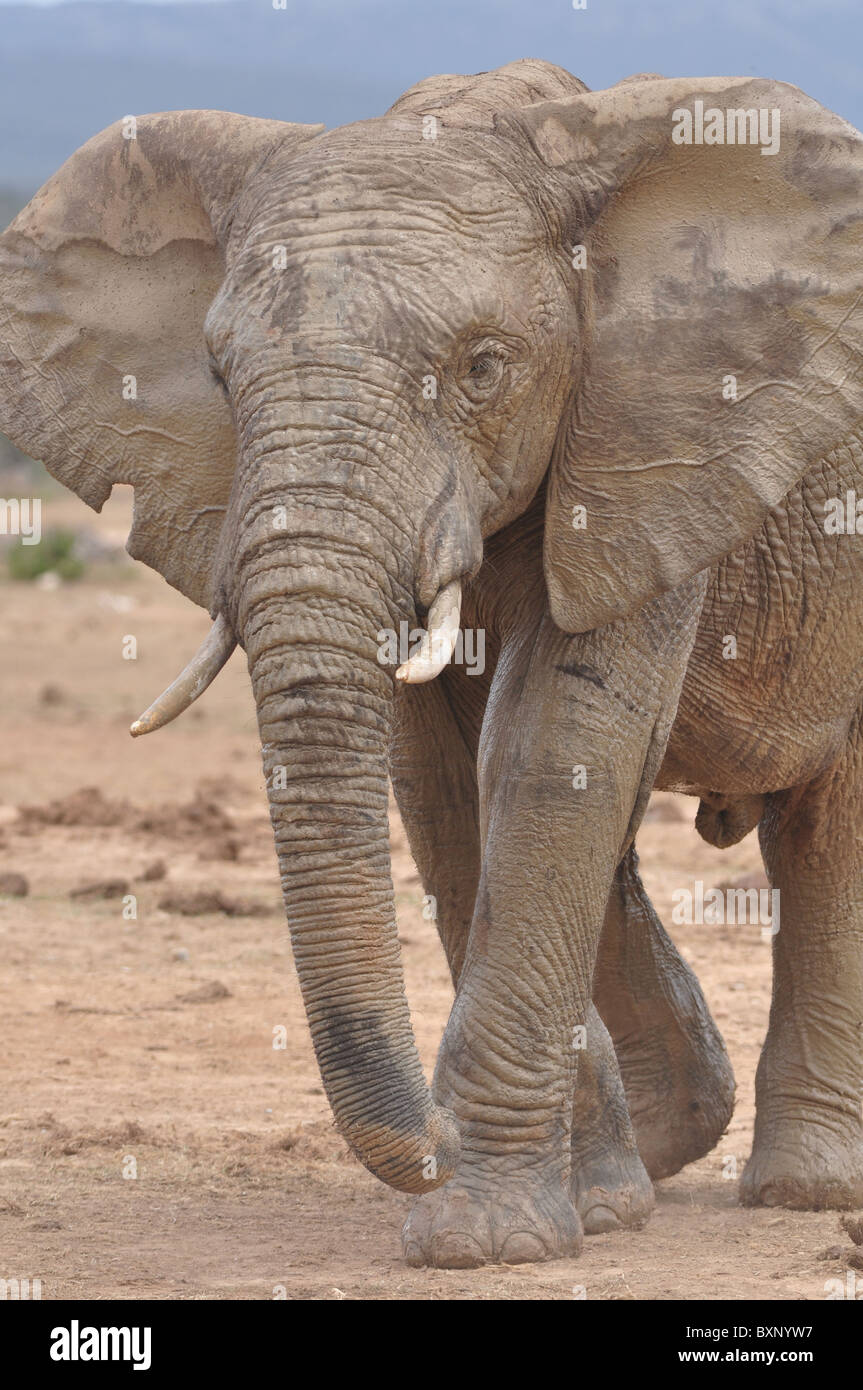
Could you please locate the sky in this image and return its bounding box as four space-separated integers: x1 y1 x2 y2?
0 0 860 191
0 1 231 4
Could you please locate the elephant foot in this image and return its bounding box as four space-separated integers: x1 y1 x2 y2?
402 1176 583 1269
741 1124 863 1211
616 1027 735 1181
572 1148 655 1234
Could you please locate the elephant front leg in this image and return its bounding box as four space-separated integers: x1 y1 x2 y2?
390 654 491 986
570 1003 655 1233
403 583 705 1268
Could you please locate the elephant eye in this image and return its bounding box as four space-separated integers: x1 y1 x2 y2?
468 354 495 376
461 346 506 402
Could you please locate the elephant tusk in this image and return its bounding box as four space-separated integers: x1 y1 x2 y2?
395 580 462 684
130 613 236 737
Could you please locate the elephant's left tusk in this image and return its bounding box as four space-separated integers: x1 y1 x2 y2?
396 580 462 684
130 613 236 737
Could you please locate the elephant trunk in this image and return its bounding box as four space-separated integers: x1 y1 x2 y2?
239 548 459 1193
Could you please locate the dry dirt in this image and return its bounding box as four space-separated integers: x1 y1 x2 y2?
0 482 859 1302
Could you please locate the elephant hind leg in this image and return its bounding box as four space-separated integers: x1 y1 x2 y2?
570 1003 654 1233
593 846 735 1180
741 729 863 1211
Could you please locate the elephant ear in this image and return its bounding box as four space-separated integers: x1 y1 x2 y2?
0 110 322 608
505 78 863 633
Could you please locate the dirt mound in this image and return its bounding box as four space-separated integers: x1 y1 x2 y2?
176 981 232 1005
0 871 28 896
272 1120 354 1165
70 877 130 900
157 889 272 918
134 792 235 842
140 860 167 882
18 786 128 829
36 1114 153 1158
17 786 238 856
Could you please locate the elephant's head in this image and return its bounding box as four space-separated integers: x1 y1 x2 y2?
2 61 861 1193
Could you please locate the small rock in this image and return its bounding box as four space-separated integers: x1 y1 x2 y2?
70 878 129 901
39 683 66 706
158 889 269 918
158 889 227 916
198 836 241 863
0 872 29 897
140 860 167 883
840 1214 863 1246
176 980 231 1005
818 1244 846 1261
171 947 190 962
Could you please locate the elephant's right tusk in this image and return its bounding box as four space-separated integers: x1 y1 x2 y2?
130 613 236 737
395 580 462 684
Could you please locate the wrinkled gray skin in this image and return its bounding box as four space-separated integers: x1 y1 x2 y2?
2 60 862 1268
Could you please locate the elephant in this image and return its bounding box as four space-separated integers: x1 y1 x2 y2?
1 57 862 1270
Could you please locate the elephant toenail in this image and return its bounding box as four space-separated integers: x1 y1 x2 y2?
430 1232 487 1269
582 1204 621 1235
498 1231 547 1264
758 1183 783 1207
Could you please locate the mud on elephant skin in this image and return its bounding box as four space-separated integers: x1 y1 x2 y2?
1 59 862 1268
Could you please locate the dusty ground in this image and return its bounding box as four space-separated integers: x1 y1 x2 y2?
0 478 858 1301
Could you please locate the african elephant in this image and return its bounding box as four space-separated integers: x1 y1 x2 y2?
2 58 862 1270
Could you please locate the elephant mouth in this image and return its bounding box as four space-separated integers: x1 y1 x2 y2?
129 579 465 737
